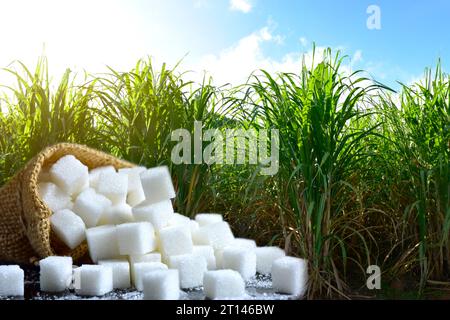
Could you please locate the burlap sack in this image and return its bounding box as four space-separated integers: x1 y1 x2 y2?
0 143 135 265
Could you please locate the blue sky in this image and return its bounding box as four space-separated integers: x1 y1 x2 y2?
0 0 449 89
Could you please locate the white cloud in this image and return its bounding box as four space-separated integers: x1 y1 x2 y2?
352 50 363 65
299 37 308 47
193 0 209 8
189 24 359 87
229 0 253 13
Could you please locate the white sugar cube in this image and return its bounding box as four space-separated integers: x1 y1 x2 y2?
255 246 286 275
0 266 24 296
86 225 120 262
128 187 146 207
49 155 89 196
75 265 113 296
222 247 256 280
168 254 207 289
38 182 72 212
98 259 130 289
73 188 112 228
89 166 116 189
116 222 156 255
132 200 174 230
193 222 235 249
159 225 193 259
233 238 257 250
168 213 198 237
39 256 73 292
50 209 86 249
119 167 146 175
193 245 216 270
100 203 133 225
203 270 245 299
272 257 308 296
214 249 224 269
190 220 200 234
119 167 146 207
140 166 175 204
133 262 168 291
97 171 128 204
168 212 191 227
129 253 162 282
142 270 179 300
195 213 223 226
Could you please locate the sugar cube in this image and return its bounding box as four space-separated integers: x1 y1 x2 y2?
99 203 133 225
133 262 168 291
39 256 73 292
86 225 120 262
168 212 191 226
49 155 89 196
168 213 197 237
129 253 162 282
116 222 156 255
255 246 286 274
193 245 216 270
89 166 116 189
140 166 175 204
193 222 234 249
203 270 245 299
132 200 174 230
75 265 113 296
142 270 179 300
50 209 86 249
222 247 256 280
73 188 112 228
168 254 207 289
119 167 146 207
38 182 72 212
214 248 225 269
195 213 223 226
98 259 131 289
0 266 24 296
159 225 193 259
190 220 200 234
272 257 308 296
96 171 128 204
233 238 257 250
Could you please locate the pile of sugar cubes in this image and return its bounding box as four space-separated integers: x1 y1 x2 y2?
0 155 308 299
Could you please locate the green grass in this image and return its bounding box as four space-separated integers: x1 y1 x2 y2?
0 50 449 299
